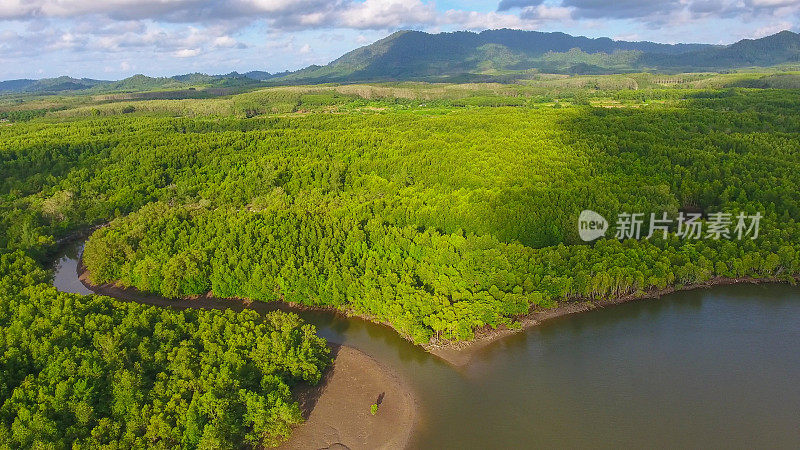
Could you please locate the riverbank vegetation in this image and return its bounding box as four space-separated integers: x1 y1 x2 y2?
0 251 330 448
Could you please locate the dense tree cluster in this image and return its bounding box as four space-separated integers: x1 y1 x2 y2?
82 201 800 343
0 252 330 448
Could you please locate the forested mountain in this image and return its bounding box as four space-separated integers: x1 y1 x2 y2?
280 29 800 82
280 29 713 81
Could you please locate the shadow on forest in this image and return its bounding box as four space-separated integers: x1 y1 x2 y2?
553 90 800 245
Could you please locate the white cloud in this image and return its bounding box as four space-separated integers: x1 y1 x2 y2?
338 0 436 28
0 0 546 31
0 0 206 20
442 10 528 30
748 0 800 6
496 0 800 25
750 20 795 37
0 0 39 19
241 0 335 14
212 35 237 47
521 4 573 21
613 32 641 41
173 48 201 57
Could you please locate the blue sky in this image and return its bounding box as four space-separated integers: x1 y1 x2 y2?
0 0 798 80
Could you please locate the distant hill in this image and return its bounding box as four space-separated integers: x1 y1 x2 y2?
218 71 290 81
0 72 265 95
0 76 107 94
97 74 186 92
279 29 800 83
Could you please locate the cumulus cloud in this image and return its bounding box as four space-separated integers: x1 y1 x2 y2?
497 0 544 12
0 0 212 21
0 0 441 29
0 18 248 64
442 10 527 29
750 20 796 36
748 0 800 6
174 48 201 57
0 0 559 31
212 35 239 48
497 0 800 23
520 4 573 21
562 0 682 20
338 0 436 29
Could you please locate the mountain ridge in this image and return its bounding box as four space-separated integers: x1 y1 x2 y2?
279 29 800 83
2 29 799 92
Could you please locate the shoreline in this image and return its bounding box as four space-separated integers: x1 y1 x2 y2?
424 275 800 366
72 240 797 367
279 344 417 450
